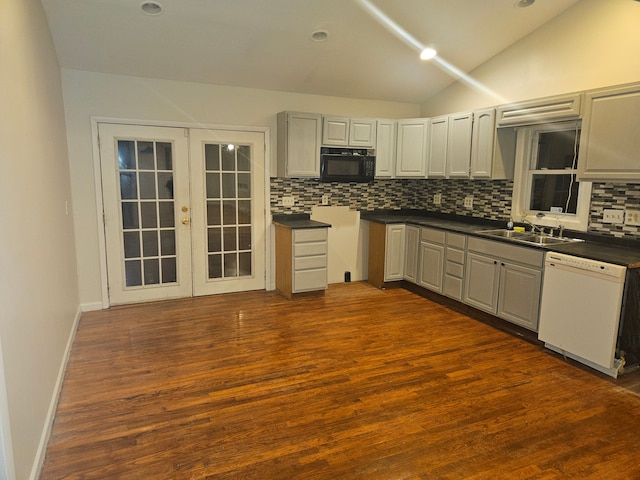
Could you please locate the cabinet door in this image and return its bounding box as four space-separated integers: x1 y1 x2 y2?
395 119 429 177
279 112 321 177
447 112 472 178
470 108 495 178
463 252 500 314
578 83 640 182
418 242 445 292
375 119 395 178
350 118 376 147
497 262 542 331
322 116 350 146
427 116 448 178
384 224 405 281
403 225 420 283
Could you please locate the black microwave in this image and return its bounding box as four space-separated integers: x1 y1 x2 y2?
319 147 375 183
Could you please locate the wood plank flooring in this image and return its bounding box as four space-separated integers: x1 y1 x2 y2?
40 282 640 479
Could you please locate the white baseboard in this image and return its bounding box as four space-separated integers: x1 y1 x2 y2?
29 304 82 480
80 301 103 312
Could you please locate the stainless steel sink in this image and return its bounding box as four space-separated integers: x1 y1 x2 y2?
478 229 584 247
478 229 531 238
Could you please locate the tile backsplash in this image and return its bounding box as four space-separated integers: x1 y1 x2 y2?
270 178 512 220
271 178 640 242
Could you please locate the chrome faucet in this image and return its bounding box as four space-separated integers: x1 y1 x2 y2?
520 216 546 235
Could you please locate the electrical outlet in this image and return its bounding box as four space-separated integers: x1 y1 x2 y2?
282 196 295 207
321 194 330 205
433 193 441 205
603 208 624 224
626 209 640 226
464 196 473 209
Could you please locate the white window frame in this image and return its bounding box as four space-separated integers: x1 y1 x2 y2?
511 121 592 232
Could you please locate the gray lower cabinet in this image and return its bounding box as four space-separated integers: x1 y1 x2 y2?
418 227 446 292
404 225 420 283
463 237 543 331
497 262 542 330
443 232 466 300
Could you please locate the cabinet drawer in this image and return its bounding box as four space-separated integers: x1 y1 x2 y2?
294 228 327 243
446 247 465 265
445 261 464 278
294 255 327 271
294 268 327 292
294 242 327 257
421 227 446 244
443 275 463 300
447 232 466 249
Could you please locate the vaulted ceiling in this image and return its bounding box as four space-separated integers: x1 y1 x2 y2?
41 0 580 104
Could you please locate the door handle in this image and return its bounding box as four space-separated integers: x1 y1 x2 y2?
182 217 190 225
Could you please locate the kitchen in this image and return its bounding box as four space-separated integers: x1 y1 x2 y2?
4 0 640 478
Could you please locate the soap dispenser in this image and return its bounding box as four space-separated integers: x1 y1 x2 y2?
507 217 514 231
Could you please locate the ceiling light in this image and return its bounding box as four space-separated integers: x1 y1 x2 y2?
310 30 329 42
140 1 163 15
514 0 535 8
420 48 437 60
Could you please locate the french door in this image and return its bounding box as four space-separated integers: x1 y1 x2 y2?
99 123 265 305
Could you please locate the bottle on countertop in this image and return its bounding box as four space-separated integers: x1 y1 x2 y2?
507 218 514 230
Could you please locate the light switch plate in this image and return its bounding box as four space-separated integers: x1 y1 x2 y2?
433 193 441 205
603 208 624 224
282 196 295 207
463 196 473 209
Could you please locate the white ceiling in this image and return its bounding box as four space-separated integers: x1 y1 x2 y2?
41 0 580 104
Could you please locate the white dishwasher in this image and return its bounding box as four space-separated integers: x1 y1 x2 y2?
538 252 627 377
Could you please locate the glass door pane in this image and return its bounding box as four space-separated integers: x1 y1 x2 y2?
204 143 252 280
117 139 178 287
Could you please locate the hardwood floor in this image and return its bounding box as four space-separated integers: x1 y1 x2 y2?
40 282 640 479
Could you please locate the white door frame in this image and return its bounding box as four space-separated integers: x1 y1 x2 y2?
91 117 271 309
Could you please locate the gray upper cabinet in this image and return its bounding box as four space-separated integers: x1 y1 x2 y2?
375 119 396 178
496 92 582 127
427 116 448 178
322 116 376 147
395 118 429 177
577 82 640 182
446 112 473 178
470 108 496 178
277 111 322 178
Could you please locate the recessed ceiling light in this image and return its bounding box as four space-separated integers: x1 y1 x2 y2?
140 1 163 15
514 0 535 8
420 47 437 60
310 30 329 42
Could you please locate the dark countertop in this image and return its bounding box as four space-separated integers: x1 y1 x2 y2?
272 214 331 230
361 210 640 268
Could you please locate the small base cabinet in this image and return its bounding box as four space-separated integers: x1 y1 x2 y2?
275 225 328 299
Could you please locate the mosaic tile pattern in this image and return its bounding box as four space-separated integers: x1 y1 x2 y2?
270 178 640 241
589 182 640 239
270 177 513 221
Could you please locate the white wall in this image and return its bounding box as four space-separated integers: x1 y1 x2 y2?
421 0 640 116
61 70 419 307
0 0 80 478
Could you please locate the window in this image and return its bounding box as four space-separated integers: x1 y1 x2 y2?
511 121 592 232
